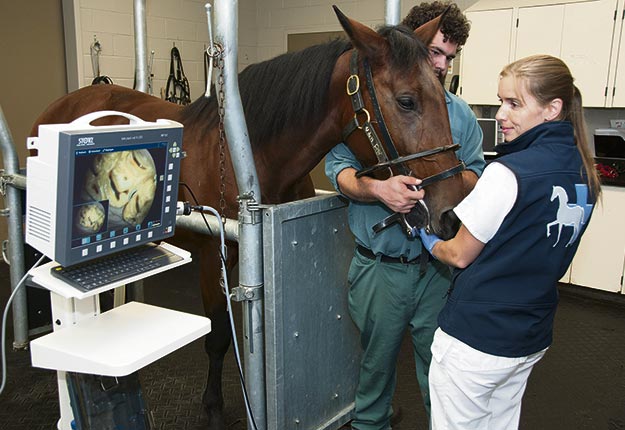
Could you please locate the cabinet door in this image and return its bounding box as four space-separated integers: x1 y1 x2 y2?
569 186 625 293
459 8 514 105
515 4 564 60
561 0 618 107
610 0 625 106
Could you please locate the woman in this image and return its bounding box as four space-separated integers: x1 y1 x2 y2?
418 55 601 429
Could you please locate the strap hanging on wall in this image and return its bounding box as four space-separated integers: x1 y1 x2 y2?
164 45 191 105
90 36 113 85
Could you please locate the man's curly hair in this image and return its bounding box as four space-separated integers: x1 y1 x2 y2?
402 1 470 47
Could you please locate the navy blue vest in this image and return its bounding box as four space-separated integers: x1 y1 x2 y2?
438 121 596 357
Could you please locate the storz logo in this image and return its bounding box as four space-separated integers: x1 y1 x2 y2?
77 137 95 147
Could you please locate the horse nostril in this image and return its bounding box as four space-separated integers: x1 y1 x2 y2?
439 210 461 240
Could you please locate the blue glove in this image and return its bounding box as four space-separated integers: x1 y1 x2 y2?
418 228 442 257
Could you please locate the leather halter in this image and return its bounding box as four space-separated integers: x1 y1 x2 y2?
341 50 465 237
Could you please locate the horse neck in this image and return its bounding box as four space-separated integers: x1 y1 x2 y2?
256 120 343 203
255 53 352 203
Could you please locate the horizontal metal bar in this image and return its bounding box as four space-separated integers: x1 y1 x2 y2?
175 212 239 242
2 172 27 190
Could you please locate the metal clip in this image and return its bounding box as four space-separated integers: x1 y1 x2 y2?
237 192 261 225
0 170 27 194
231 284 263 302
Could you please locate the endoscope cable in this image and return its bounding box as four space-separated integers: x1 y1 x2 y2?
177 197 258 430
0 254 46 396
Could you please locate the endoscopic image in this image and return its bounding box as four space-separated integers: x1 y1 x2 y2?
74 149 158 236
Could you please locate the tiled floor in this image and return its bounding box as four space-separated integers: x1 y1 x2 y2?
1 257 625 430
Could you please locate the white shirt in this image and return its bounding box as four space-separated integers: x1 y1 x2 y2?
453 162 518 243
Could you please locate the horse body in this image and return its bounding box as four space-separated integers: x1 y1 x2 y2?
30 9 468 429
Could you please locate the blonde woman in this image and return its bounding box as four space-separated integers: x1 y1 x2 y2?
419 55 601 429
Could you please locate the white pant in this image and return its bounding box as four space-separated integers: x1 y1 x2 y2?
429 328 547 430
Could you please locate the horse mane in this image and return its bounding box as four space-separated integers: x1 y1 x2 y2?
180 38 349 146
180 25 429 147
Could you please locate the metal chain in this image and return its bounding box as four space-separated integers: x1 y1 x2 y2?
211 44 228 225
207 43 229 304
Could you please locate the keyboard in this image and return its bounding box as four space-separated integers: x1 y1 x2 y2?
49 243 184 292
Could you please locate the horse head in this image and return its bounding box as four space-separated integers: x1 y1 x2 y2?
333 7 467 239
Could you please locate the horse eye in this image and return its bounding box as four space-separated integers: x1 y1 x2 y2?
397 97 416 111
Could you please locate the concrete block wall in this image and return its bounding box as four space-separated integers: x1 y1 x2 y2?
69 1 478 99
253 0 477 62
74 0 258 100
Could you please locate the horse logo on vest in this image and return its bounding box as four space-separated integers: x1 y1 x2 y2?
546 184 593 247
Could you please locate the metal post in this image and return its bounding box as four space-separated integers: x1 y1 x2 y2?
385 0 401 25
0 105 27 349
214 1 266 429
129 0 149 301
133 0 148 93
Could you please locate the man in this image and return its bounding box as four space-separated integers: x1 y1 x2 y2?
325 2 486 429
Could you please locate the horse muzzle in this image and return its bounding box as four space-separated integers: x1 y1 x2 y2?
436 209 461 240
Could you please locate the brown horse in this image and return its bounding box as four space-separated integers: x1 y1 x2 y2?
30 8 468 429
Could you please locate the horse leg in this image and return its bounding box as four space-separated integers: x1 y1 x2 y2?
200 240 239 430
203 311 230 430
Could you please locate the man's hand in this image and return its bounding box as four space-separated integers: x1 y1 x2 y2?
336 169 425 213
373 175 425 213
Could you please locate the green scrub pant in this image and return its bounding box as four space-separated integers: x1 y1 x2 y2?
347 249 452 430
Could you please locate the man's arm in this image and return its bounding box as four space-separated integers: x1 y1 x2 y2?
448 92 487 186
336 168 425 214
325 143 424 213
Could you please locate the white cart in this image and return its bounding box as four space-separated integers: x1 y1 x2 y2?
28 243 210 430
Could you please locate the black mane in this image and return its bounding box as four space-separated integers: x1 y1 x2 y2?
181 38 349 146
181 25 429 147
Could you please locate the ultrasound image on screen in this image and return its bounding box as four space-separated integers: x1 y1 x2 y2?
72 149 159 241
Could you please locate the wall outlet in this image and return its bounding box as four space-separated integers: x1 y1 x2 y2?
610 119 625 129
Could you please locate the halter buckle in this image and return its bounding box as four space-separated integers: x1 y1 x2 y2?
346 74 360 95
353 109 371 129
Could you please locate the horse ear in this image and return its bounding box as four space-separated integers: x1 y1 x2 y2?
333 5 387 59
413 5 451 45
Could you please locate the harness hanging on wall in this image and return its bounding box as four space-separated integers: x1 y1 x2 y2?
164 45 191 105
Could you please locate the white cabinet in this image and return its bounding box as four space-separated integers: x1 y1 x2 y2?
459 8 514 105
460 0 621 107
560 0 617 107
609 1 625 106
515 4 564 60
568 186 625 293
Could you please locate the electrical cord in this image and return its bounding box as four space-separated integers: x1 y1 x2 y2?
1 254 46 396
176 193 258 430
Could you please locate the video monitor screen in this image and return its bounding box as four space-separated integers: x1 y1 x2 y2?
71 142 169 249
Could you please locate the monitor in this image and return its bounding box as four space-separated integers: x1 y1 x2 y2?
26 111 184 267
477 118 501 156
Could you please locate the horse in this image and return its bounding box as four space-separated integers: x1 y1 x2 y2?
29 7 469 429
